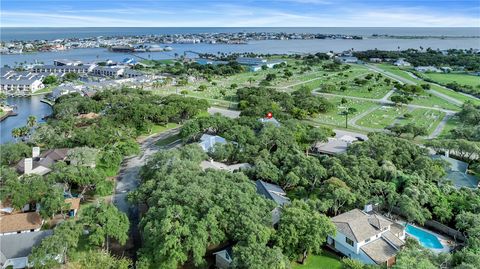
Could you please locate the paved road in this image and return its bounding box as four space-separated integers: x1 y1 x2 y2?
114 128 181 213
208 107 241 118
365 64 463 106
429 113 452 139
347 106 383 133
312 91 457 114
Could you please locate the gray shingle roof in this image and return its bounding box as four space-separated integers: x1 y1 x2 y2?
361 238 398 264
255 180 290 206
382 231 405 249
0 230 53 264
331 209 392 242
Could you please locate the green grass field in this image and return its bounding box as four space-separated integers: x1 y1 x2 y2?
356 106 409 129
356 105 445 135
422 72 480 88
372 63 480 106
439 115 461 138
407 93 460 111
396 108 445 134
313 96 379 128
292 252 343 269
429 84 480 106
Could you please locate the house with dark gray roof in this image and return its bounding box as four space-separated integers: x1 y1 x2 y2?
16 147 69 176
327 209 405 267
431 154 479 189
0 230 52 269
255 180 290 225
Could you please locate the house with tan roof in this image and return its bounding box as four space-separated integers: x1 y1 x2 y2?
326 209 405 267
65 198 81 218
0 212 43 236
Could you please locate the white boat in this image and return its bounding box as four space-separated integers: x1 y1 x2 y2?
147 45 164 52
163 46 173 51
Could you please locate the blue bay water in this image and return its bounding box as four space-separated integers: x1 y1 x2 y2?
2 27 480 41
1 27 480 143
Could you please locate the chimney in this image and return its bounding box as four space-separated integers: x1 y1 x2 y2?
32 147 40 158
24 158 33 174
364 204 373 213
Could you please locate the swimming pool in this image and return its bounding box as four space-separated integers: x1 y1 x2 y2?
405 224 443 249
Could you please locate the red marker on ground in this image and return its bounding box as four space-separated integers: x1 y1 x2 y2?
266 112 273 119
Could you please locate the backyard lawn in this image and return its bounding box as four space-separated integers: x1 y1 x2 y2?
292 252 343 269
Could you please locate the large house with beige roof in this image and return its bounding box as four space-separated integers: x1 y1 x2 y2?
0 212 43 236
327 209 405 267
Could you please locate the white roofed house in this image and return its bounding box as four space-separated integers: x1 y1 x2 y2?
91 66 125 78
327 209 405 267
393 59 411 67
255 180 291 225
0 69 45 95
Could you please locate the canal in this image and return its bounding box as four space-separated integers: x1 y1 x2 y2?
0 95 53 143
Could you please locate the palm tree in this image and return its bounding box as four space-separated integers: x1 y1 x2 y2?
27 115 37 128
11 128 21 141
340 107 357 129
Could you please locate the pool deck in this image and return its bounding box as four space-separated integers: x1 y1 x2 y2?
397 221 452 253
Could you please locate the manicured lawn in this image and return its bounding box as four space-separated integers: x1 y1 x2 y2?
292 252 343 269
439 115 461 138
396 108 445 134
357 106 408 129
423 72 480 88
373 63 417 83
313 96 379 128
403 94 460 111
429 84 480 106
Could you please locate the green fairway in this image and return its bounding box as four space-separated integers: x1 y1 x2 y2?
292 252 343 269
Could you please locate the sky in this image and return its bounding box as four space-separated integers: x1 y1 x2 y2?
1 0 479 27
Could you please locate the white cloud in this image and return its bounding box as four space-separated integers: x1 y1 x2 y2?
1 3 479 27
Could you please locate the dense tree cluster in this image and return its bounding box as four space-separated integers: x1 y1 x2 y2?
354 49 480 71
237 86 334 120
29 202 130 269
129 145 289 268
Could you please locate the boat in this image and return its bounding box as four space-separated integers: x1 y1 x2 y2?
147 44 164 52
163 46 173 51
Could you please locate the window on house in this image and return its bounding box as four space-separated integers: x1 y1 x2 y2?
345 237 354 246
